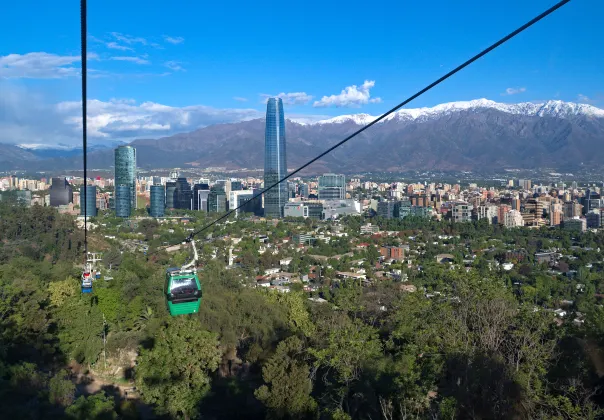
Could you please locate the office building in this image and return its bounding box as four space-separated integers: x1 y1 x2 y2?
582 190 602 215
563 201 583 219
263 97 288 218
322 199 361 219
522 199 545 227
150 185 165 217
114 146 137 211
79 185 97 217
208 187 227 213
299 183 309 198
284 202 309 218
115 185 131 217
564 217 586 232
231 181 243 191
377 200 398 219
49 177 73 207
586 210 602 229
318 174 345 200
174 177 192 210
230 190 255 216
284 201 324 220
165 181 177 209
193 183 210 211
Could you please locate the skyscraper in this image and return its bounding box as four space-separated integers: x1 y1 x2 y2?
115 185 131 217
150 185 165 217
80 185 97 217
165 181 177 209
174 177 192 209
318 173 346 200
49 177 73 207
114 145 137 211
263 97 288 218
208 187 227 213
193 183 210 211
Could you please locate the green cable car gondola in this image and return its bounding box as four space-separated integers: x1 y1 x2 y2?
164 239 202 316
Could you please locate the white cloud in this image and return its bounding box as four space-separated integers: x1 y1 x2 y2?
0 52 81 79
106 42 134 51
233 97 248 102
164 36 184 44
502 87 527 96
0 85 265 146
260 92 313 105
110 32 147 45
577 93 594 104
313 80 381 108
164 61 184 71
110 56 150 65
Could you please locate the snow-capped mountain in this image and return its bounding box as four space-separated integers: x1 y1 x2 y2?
308 99 604 125
2 99 603 172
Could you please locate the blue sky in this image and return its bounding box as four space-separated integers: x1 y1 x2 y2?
1 0 602 146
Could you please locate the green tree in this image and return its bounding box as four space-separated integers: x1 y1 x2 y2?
66 392 118 420
135 317 221 419
48 369 76 406
48 278 79 307
255 336 317 418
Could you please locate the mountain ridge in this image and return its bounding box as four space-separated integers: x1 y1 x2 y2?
1 99 603 173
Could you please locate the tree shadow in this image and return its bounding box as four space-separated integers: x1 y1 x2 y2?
440 352 525 419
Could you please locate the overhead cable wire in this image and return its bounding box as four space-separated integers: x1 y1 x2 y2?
80 0 88 255
158 0 572 251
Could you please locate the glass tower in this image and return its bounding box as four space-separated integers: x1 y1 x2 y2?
174 177 192 209
263 97 288 218
165 181 177 209
80 185 97 217
318 173 346 200
115 185 131 217
150 185 165 217
49 177 73 206
114 146 137 211
193 183 210 211
208 187 227 213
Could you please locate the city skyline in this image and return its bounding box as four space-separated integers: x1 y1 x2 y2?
1 0 603 147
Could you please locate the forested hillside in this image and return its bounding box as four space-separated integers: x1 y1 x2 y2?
2 204 604 419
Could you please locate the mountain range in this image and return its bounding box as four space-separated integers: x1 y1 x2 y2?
1 99 603 173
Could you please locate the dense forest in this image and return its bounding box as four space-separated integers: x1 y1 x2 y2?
2 203 604 419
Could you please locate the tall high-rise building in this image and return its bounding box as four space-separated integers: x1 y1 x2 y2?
174 177 192 210
208 187 227 213
165 181 177 209
49 177 73 207
193 183 210 211
299 183 309 198
263 97 288 218
150 185 165 217
115 185 131 217
80 186 97 217
114 146 137 211
318 174 345 200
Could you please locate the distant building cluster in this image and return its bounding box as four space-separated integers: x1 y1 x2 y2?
0 97 602 232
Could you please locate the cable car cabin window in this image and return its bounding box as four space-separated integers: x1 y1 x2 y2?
169 277 198 295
